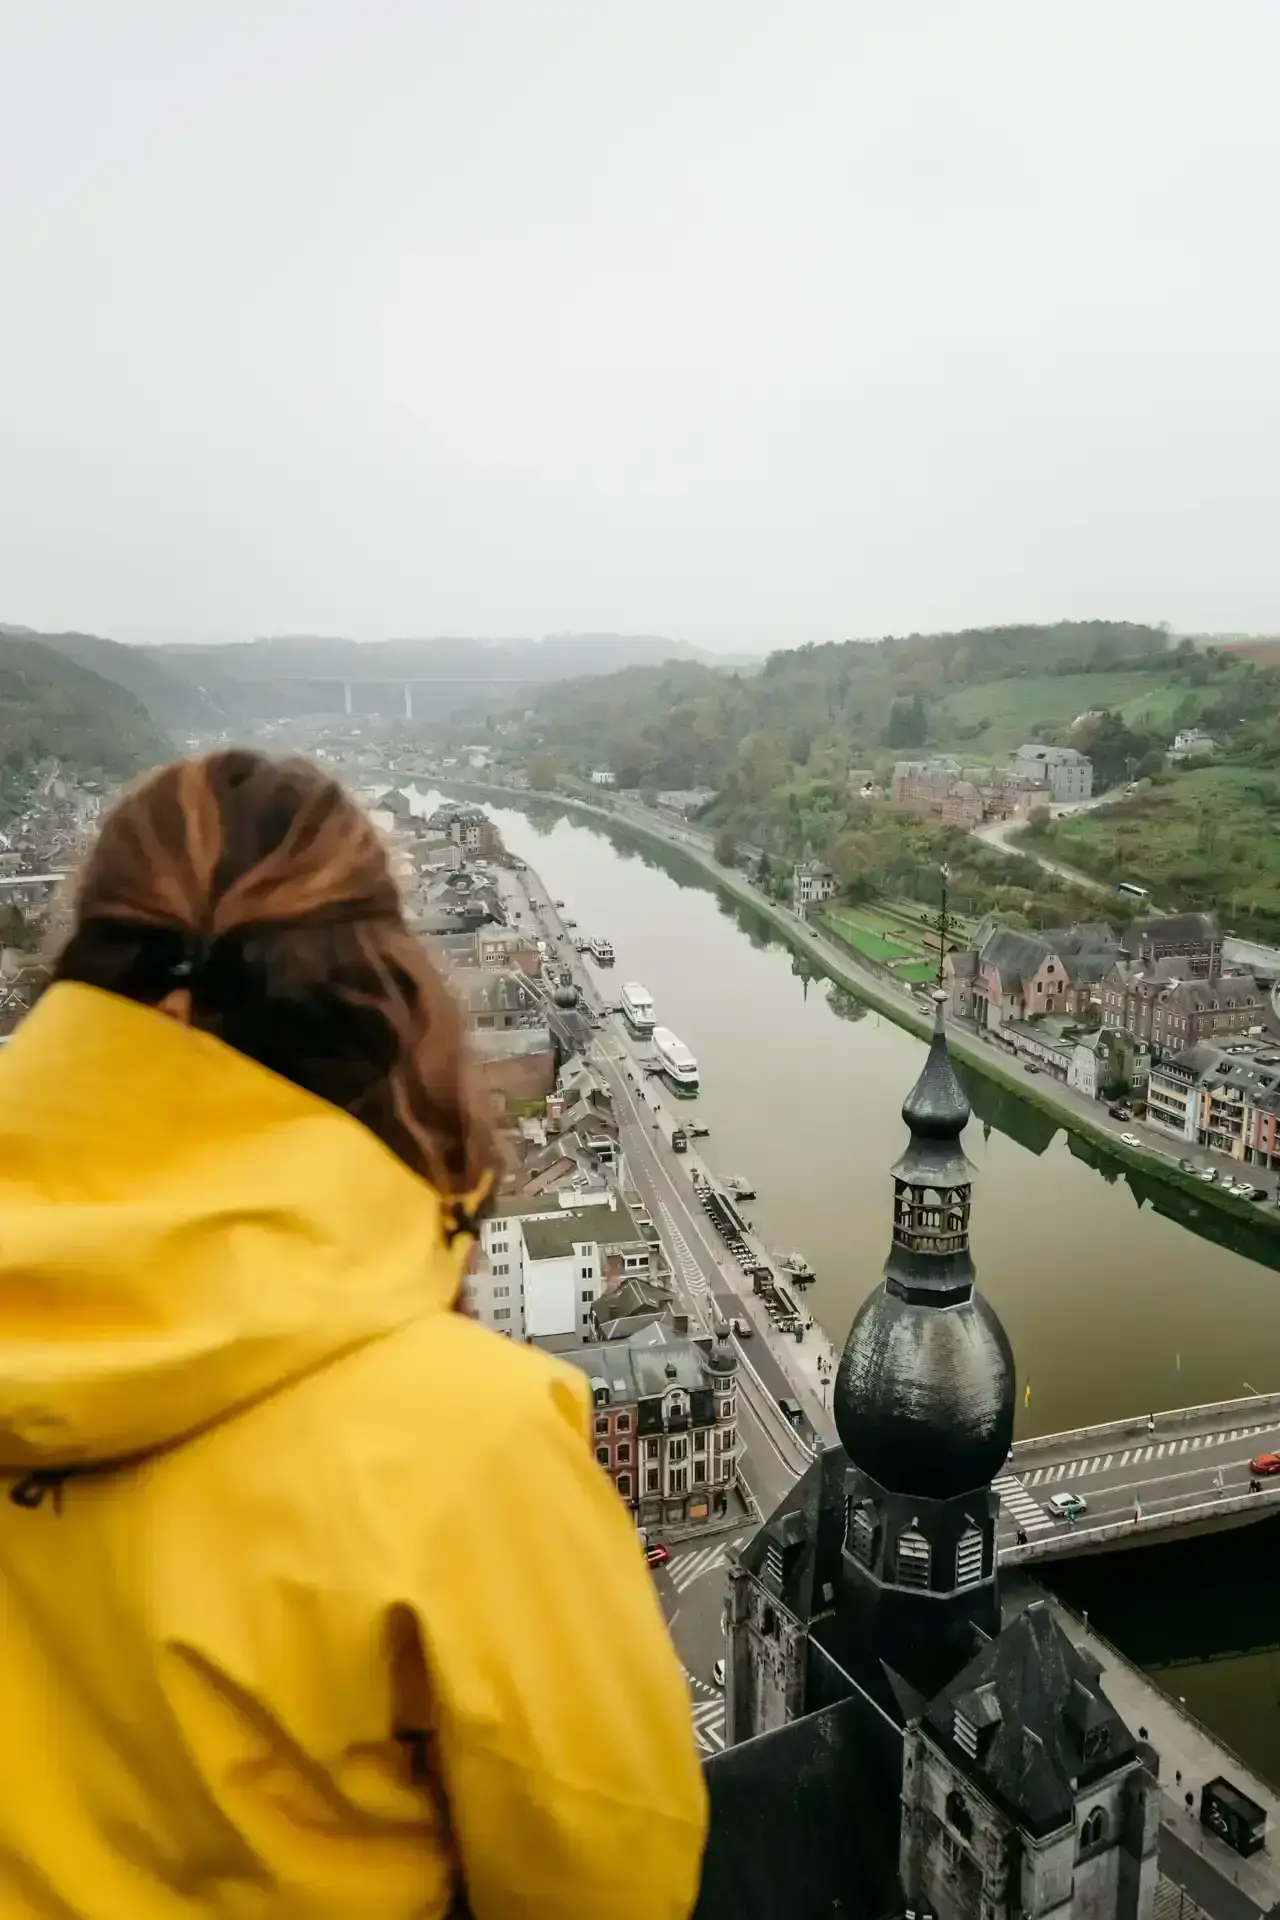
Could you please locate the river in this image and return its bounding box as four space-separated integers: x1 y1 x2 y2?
478 796 1280 1783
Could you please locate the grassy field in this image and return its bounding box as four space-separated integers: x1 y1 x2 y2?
929 671 1202 757
1030 764 1280 930
823 909 914 961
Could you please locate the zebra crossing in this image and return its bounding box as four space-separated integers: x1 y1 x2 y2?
1023 1424 1272 1486
657 1199 710 1301
992 1474 1052 1534
666 1537 742 1594
690 1698 726 1753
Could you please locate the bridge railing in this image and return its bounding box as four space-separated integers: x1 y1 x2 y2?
1001 1480 1280 1565
1012 1388 1280 1463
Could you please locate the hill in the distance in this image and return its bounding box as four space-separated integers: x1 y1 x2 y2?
0 634 170 783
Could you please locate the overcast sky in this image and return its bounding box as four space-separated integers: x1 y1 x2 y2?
2 2 1277 651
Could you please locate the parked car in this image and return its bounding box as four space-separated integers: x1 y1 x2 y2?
645 1543 670 1568
1248 1453 1280 1477
1180 1158 1199 1173
1198 1169 1218 1183
1046 1492 1088 1520
730 1317 753 1338
1120 1132 1141 1148
1024 1063 1041 1076
712 1659 725 1689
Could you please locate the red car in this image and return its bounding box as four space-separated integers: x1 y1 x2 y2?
1249 1452 1280 1476
645 1543 669 1568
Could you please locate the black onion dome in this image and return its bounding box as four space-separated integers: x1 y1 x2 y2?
833 1284 1014 1498
553 984 579 1008
708 1339 737 1376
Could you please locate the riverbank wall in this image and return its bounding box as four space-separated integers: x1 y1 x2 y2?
442 777 1280 1246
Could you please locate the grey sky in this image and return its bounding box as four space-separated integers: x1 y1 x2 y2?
2 2 1277 651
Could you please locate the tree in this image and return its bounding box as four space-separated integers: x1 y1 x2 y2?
527 755 556 792
715 829 738 867
885 694 927 748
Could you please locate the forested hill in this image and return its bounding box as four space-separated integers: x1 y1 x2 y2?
524 621 1180 792
0 636 170 781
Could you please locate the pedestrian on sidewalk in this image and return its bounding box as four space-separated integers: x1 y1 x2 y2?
0 752 706 1920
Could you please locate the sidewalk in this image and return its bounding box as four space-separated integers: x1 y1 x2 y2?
1012 1581 1280 1918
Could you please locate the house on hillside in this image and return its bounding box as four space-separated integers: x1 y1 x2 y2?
1011 744 1093 803
947 921 1124 1029
792 861 836 913
589 767 616 787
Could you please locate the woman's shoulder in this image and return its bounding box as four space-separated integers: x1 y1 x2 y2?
374 1310 590 1433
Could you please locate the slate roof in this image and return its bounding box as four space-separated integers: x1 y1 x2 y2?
522 1202 643 1259
695 1695 906 1920
1157 974 1262 1014
559 1322 714 1405
1131 911 1218 949
454 970 540 1018
735 1444 849 1626
923 1601 1141 1838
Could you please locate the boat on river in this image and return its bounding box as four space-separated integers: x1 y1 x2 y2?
589 936 615 965
652 1026 699 1097
777 1250 816 1285
723 1175 757 1201
620 980 656 1035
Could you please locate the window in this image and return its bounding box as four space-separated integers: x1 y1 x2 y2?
645 1467 660 1493
896 1529 931 1590
668 1436 688 1462
581 1290 593 1303
493 1263 509 1277
851 1505 876 1567
669 1466 688 1495
616 1413 630 1433
616 1473 631 1498
1080 1807 1107 1851
955 1525 984 1590
645 1438 659 1461
595 1447 609 1466
493 1285 509 1299
765 1542 784 1588
617 1443 631 1464
494 1308 511 1322
594 1416 609 1438
694 1431 707 1453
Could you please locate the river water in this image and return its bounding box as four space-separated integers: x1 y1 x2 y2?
480 797 1280 1783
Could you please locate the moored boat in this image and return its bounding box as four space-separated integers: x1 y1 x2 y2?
589 936 615 965
620 980 656 1035
652 1026 699 1098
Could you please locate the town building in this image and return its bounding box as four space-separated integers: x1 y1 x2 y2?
474 926 541 974
426 802 499 857
467 1191 656 1341
560 1320 739 1529
697 1001 1159 1920
472 1024 557 1107
791 861 836 912
1168 729 1216 761
453 969 542 1032
589 767 616 786
1011 744 1094 803
1101 963 1262 1053
1126 912 1221 979
947 921 1124 1030
1146 1034 1280 1163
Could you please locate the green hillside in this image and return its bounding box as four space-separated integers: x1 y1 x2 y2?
35 631 229 730
0 636 170 784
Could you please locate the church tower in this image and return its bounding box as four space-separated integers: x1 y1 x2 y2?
832 993 1015 1697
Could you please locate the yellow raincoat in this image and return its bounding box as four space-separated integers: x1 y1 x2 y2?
0 984 707 1918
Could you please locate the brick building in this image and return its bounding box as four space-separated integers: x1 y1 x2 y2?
561 1321 739 1530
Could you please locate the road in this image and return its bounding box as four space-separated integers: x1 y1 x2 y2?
969 809 1114 895
997 1398 1280 1557
497 860 820 1753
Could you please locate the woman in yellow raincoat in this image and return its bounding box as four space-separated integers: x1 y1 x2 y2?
0 751 706 1918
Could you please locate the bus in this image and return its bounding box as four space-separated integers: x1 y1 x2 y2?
1116 881 1150 901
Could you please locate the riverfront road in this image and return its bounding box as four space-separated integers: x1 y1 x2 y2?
998 1394 1280 1561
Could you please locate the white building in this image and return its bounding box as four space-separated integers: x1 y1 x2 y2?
1169 729 1216 762
590 767 616 787
468 1191 653 1342
1011 745 1094 804
792 861 836 911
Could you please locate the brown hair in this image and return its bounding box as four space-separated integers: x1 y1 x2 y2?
50 751 499 1202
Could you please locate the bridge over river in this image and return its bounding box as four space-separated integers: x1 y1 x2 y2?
999 1391 1280 1563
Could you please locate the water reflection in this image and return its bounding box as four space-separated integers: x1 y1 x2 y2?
461 791 1280 1784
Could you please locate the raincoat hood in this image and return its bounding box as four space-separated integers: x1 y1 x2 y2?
0 981 467 1475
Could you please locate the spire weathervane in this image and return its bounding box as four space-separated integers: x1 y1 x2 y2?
924 862 955 992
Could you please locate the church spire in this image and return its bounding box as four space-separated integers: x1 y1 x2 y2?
885 993 975 1305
